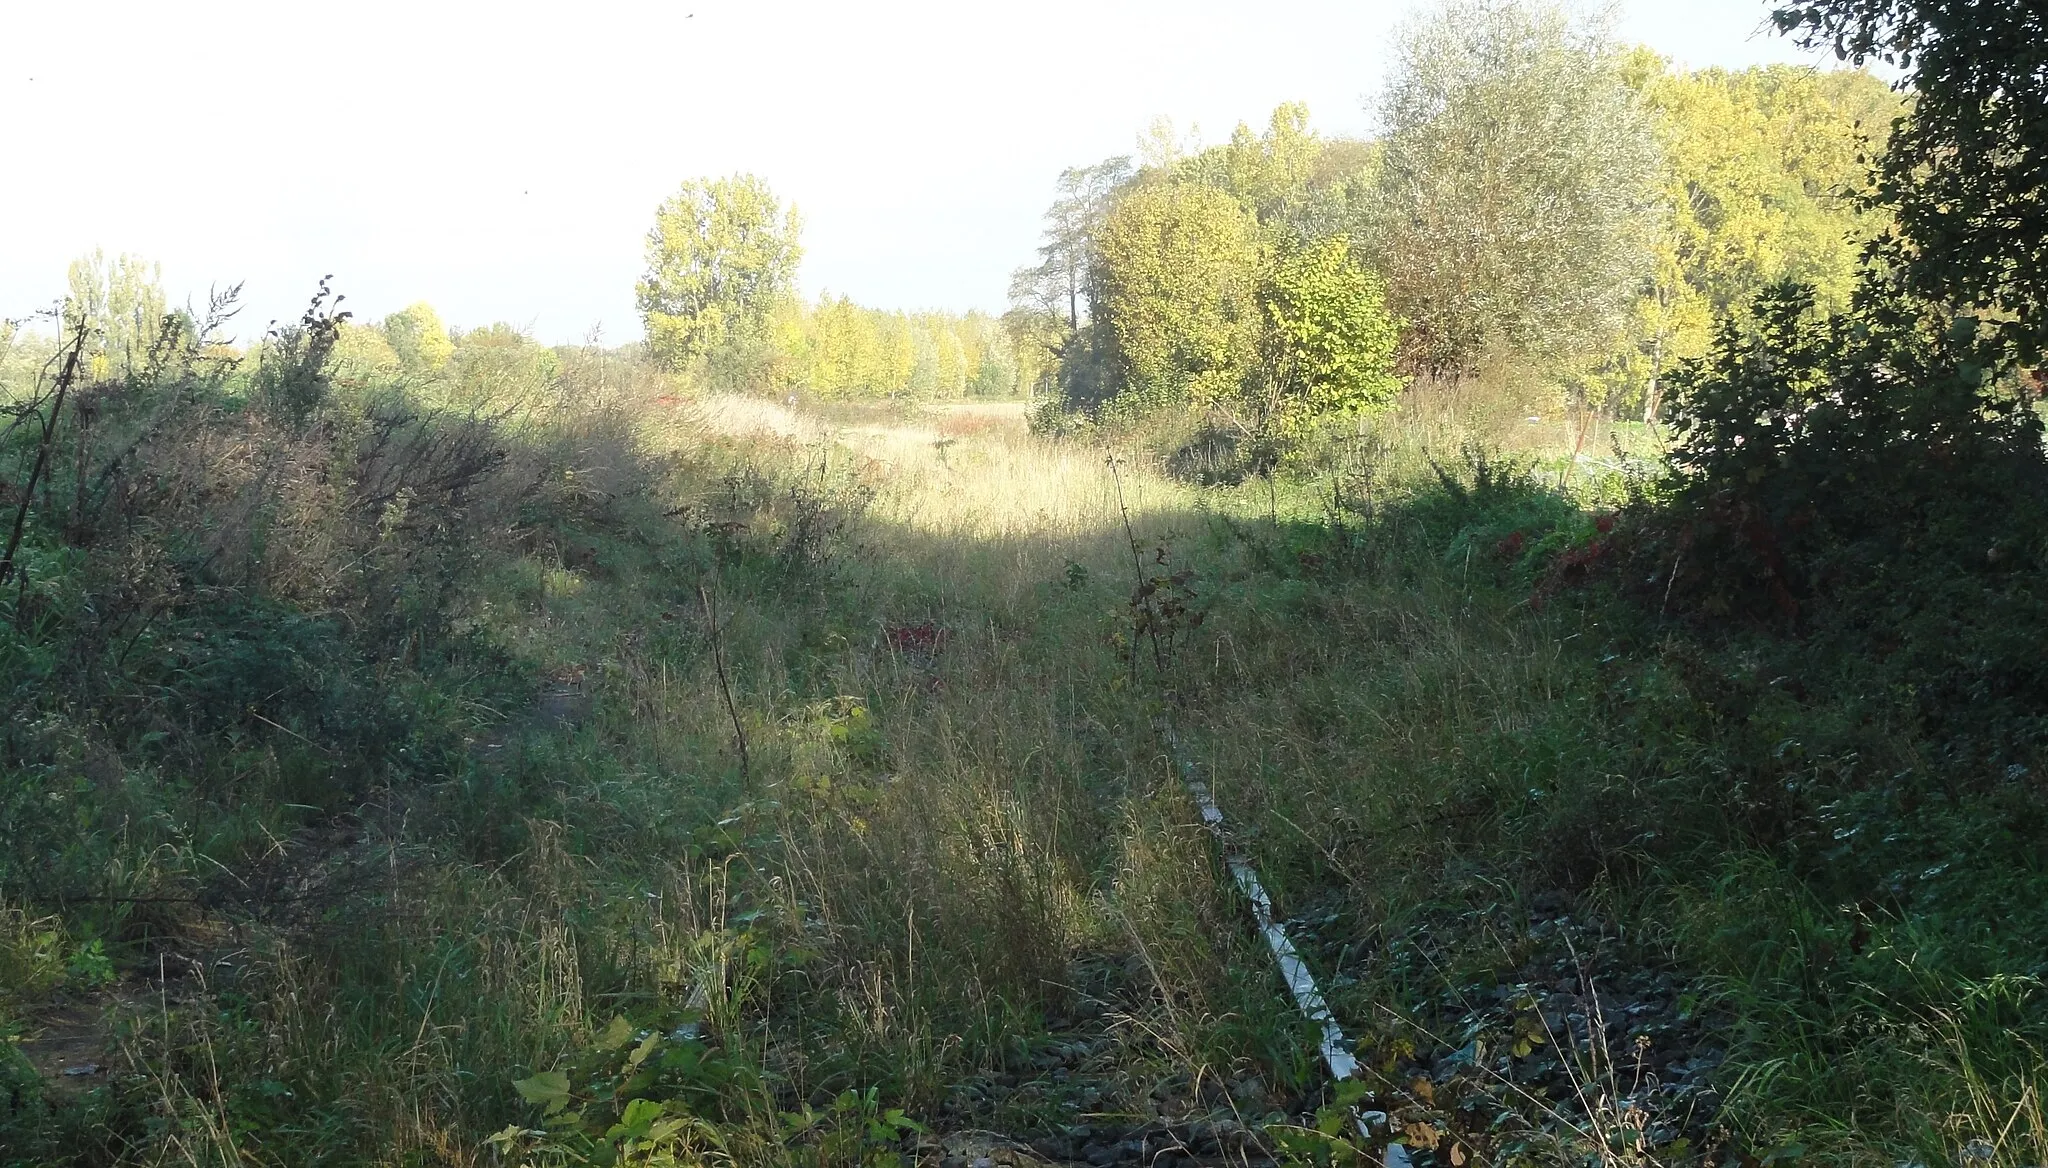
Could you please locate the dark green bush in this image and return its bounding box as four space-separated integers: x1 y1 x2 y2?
1641 281 2048 625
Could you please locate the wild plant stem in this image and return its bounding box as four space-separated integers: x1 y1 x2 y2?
0 319 87 587
1107 452 1150 686
700 578 750 787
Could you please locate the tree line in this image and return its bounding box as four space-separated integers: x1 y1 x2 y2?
1003 0 1900 452
11 195 1033 414
634 174 1035 401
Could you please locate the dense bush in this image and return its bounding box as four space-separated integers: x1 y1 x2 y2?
0 292 586 911
1645 282 2048 621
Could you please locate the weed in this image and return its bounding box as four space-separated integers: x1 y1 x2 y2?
4 325 2042 1168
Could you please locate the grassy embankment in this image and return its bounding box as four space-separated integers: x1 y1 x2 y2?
1 340 2043 1167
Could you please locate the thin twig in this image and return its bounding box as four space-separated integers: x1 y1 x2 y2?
0 317 88 585
1107 452 1146 593
248 709 335 755
1107 452 1153 686
1660 546 1684 616
699 579 750 785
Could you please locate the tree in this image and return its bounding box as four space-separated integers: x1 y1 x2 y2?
1093 182 1265 412
333 322 403 384
382 302 453 375
65 250 169 379
1645 0 2048 624
1621 57 1898 418
1371 0 1662 378
637 175 802 373
1008 157 1138 409
1179 105 1322 230
1773 0 2048 358
449 322 559 404
1162 106 1383 258
1031 107 1402 432
1172 104 1381 251
1009 158 1135 336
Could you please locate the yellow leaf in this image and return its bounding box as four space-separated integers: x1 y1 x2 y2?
596 1015 635 1051
628 1031 661 1068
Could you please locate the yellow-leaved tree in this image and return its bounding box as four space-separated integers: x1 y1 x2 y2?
1623 56 1899 419
381 302 454 377
636 175 802 386
1093 182 1266 413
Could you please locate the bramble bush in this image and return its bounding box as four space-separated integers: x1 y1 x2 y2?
1637 281 2048 626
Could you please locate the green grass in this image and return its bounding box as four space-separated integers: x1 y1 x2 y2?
1 356 2043 1167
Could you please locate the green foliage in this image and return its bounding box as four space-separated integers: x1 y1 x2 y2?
15 7 2048 1162
495 1004 926 1167
1051 130 1401 449
778 1088 926 1168
638 174 803 375
64 249 171 380
491 1009 763 1165
1009 157 1135 335
630 176 1023 401
1625 283 2048 783
1173 104 1371 249
1260 235 1403 429
1661 284 2046 591
1615 55 1899 419
1266 1079 1377 1166
1372 0 1662 377
1219 454 2048 1165
252 276 350 426
1775 0 2048 359
1020 6 1897 432
1094 181 1265 412
8 287 2046 1165
0 906 70 1007
450 320 562 404
381 300 453 375
61 939 114 989
1008 157 1137 407
1643 62 1894 317
775 299 1019 400
1535 11 2048 1145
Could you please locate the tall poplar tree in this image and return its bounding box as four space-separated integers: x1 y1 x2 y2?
65 250 168 379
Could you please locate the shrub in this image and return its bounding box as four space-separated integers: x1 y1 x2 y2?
1626 280 2048 626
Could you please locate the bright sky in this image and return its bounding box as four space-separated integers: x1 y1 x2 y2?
2 0 1847 344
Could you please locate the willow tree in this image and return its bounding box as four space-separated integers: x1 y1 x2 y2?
1371 0 1662 379
636 175 803 375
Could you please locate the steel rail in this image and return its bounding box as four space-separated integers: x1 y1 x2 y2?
1157 717 1413 1168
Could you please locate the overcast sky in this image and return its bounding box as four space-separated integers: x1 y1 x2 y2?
2 0 1854 343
